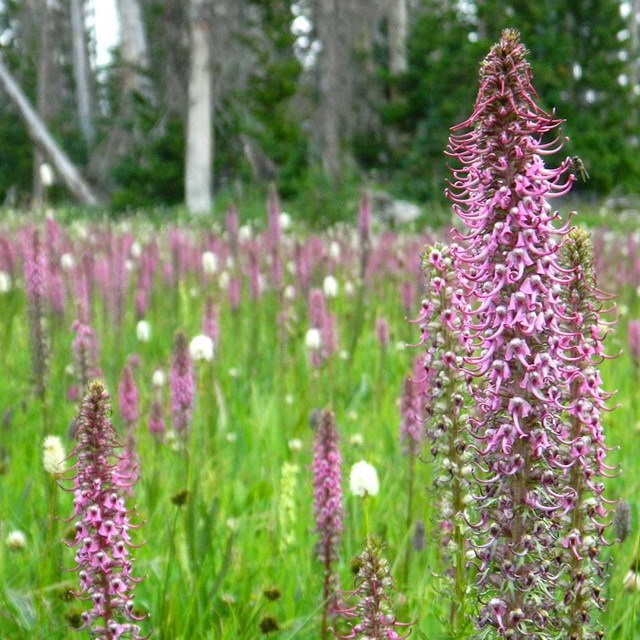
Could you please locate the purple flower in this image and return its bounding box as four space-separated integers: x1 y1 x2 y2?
447 30 581 636
332 536 412 640
202 297 220 346
23 228 49 401
24 228 46 301
170 331 194 434
67 380 147 638
72 311 103 392
118 366 139 428
412 243 471 629
628 319 640 366
398 358 425 457
556 227 614 636
375 318 389 349
313 409 343 638
148 393 166 441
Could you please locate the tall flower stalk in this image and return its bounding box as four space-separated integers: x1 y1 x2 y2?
66 380 147 638
446 29 582 637
170 331 194 439
413 243 472 633
398 356 426 585
24 228 50 432
313 408 344 640
557 228 615 638
332 536 412 640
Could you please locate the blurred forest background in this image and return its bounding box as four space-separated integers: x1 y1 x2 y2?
0 0 639 220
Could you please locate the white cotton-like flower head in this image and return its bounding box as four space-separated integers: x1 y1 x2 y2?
60 253 76 271
350 433 364 447
189 334 215 362
288 438 303 452
279 212 292 230
219 271 230 290
40 163 54 187
152 369 166 388
130 241 142 259
136 320 151 342
202 251 218 275
344 280 355 297
328 241 341 260
284 285 296 300
238 225 252 242
5 530 27 551
323 275 339 298
0 271 11 293
305 328 322 350
349 460 379 497
43 435 66 476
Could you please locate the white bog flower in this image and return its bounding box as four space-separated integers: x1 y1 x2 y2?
189 334 215 362
279 212 292 230
305 328 322 351
136 320 151 342
39 162 54 187
323 275 339 298
5 530 27 551
349 460 379 497
130 241 142 259
202 251 218 275
350 433 364 447
238 224 252 242
0 271 11 293
328 241 341 260
152 369 166 388
288 438 303 452
284 285 296 300
60 253 76 271
219 271 230 290
43 435 66 476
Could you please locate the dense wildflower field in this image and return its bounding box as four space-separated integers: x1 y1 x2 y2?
4 30 640 640
0 203 639 639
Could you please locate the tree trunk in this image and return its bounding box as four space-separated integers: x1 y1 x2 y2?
388 0 408 76
316 0 342 183
116 0 152 101
185 0 212 215
70 0 95 147
0 57 101 206
33 0 52 205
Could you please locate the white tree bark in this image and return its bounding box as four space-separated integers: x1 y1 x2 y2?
0 57 101 205
316 0 342 182
70 0 95 146
185 0 212 215
116 0 152 101
388 0 408 75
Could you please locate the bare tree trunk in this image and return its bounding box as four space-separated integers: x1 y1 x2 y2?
388 0 408 76
316 0 342 183
33 0 52 205
116 0 152 101
185 0 212 215
70 0 95 147
0 57 101 206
